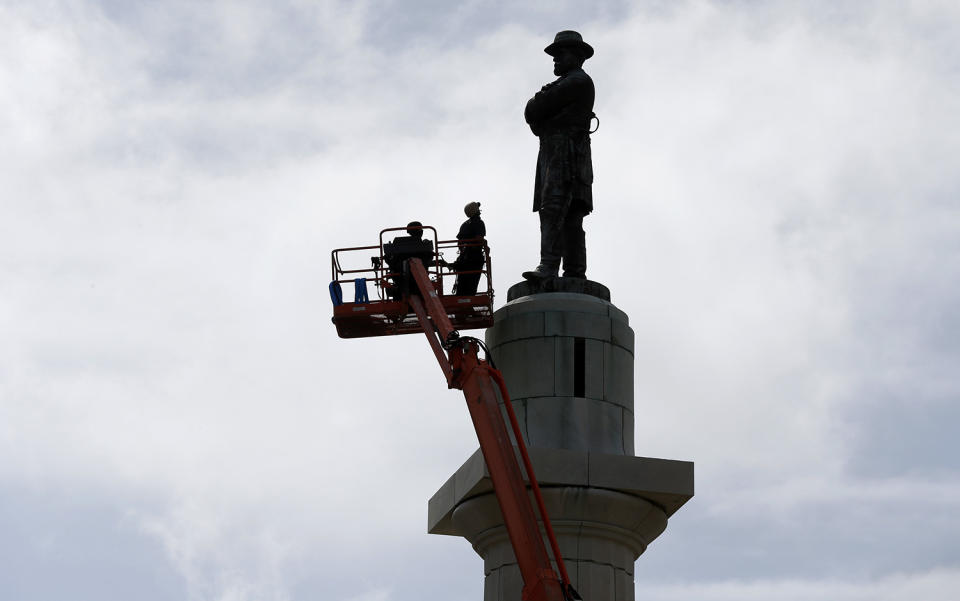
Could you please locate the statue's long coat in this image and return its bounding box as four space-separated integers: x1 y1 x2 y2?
524 67 595 214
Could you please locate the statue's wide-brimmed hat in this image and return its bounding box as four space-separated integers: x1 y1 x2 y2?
544 30 594 59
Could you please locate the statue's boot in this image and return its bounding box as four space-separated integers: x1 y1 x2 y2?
522 265 559 280
524 197 567 281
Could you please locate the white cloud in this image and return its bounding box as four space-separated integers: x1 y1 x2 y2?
640 567 960 601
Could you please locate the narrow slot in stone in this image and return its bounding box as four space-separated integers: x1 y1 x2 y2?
574 337 585 397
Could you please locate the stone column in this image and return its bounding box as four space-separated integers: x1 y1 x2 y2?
429 280 693 601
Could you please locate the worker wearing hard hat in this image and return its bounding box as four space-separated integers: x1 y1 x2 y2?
382 221 435 300
449 202 486 295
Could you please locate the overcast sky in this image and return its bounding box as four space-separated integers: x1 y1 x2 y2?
2 1 959 600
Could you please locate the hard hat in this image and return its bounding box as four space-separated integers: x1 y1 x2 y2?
406 220 423 237
464 202 481 218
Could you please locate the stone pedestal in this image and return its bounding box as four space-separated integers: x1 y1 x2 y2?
428 279 693 601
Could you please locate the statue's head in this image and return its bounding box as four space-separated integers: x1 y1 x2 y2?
545 30 593 75
464 202 481 218
406 221 423 238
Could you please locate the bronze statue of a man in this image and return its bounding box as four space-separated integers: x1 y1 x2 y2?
522 30 595 281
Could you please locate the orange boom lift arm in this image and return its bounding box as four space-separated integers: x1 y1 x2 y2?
404 258 579 601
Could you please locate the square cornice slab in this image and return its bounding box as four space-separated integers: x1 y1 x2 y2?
428 447 693 536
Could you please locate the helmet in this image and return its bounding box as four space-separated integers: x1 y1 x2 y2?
406 220 423 237
464 202 481 218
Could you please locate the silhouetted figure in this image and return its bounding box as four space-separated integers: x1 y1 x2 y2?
449 202 486 296
523 31 595 281
383 221 434 300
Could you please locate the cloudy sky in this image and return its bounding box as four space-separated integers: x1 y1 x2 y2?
3 1 959 600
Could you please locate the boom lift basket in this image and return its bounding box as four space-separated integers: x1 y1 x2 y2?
330 225 494 338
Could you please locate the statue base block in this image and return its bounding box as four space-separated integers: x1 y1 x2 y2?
428 282 694 600
507 278 610 301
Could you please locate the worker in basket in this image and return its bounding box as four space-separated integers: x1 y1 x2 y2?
380 221 436 300
448 202 487 296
